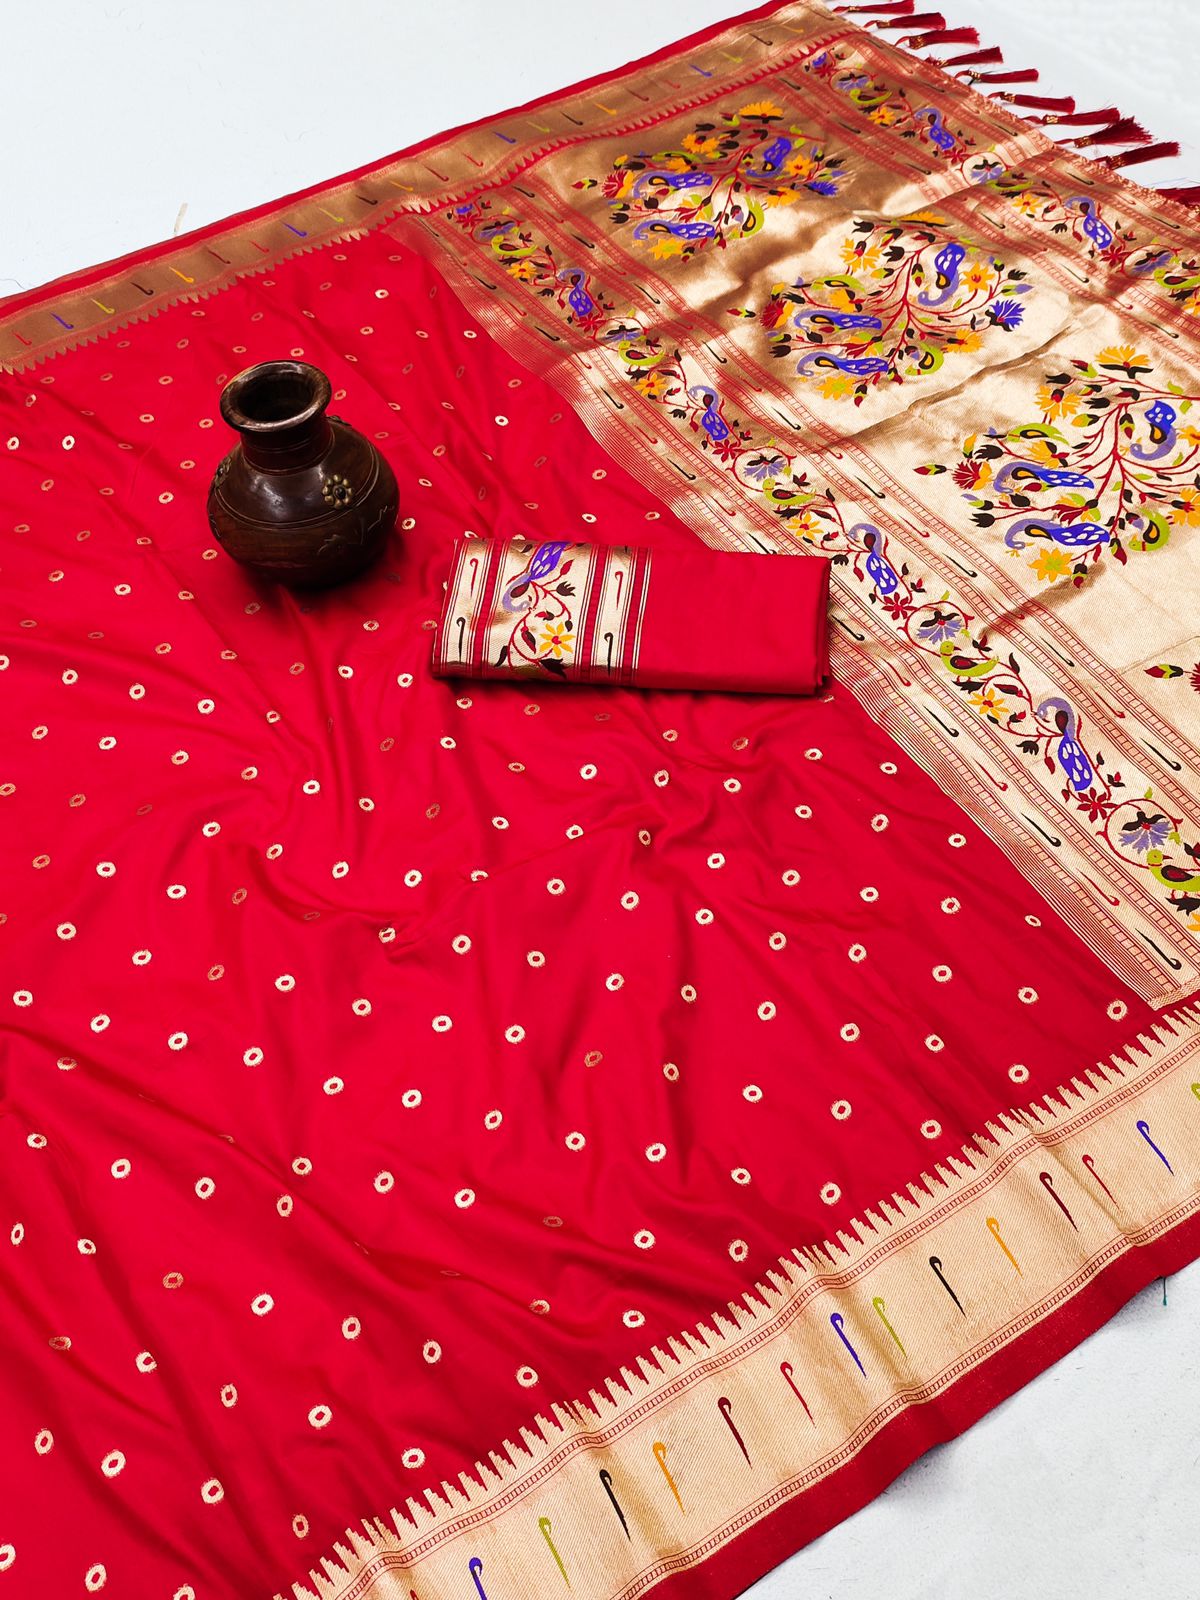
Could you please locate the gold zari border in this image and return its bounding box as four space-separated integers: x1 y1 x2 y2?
286 1007 1200 1599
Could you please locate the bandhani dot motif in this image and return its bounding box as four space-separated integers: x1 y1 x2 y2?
849 944 867 963
133 949 151 965
166 884 186 899
832 1099 852 1120
1026 914 1042 927
455 1188 475 1208
782 869 800 886
110 1159 131 1179
729 1239 749 1262
323 1077 344 1095
860 886 879 903
547 878 565 895
515 1366 539 1387
341 1317 361 1340
452 935 472 954
645 1142 666 1162
163 1272 183 1290
821 1182 842 1205
251 1293 274 1316
200 1479 224 1504
352 998 372 1017
757 1001 776 1021
731 1167 752 1185
402 1447 427 1469
55 924 74 940
840 1023 860 1042
12 990 32 1007
77 1238 96 1255
135 1352 156 1373
724 778 742 793
505 1023 526 1041
565 823 584 840
422 1340 442 1364
402 1089 422 1108
35 1429 54 1453
90 1014 109 1033
565 1131 586 1151
220 1384 238 1407
623 1310 645 1329
621 891 639 910
794 804 812 820
243 1047 263 1067
530 1299 550 1315
605 974 624 992
85 1565 107 1592
949 833 967 848
432 1015 452 1033
0 1549 13 1575
921 1119 942 1140
1108 1000 1128 1021
292 1516 309 1539
100 1450 125 1477
526 950 545 968
168 1031 188 1051
680 984 697 1003
484 1109 503 1130
292 1157 312 1176
871 814 889 832
942 896 961 914
707 852 725 869
1018 987 1039 1004
663 1062 680 1081
307 1405 332 1430
49 1336 72 1351
933 965 953 982
634 1229 655 1249
1009 1064 1030 1084
926 1034 945 1052
274 974 295 993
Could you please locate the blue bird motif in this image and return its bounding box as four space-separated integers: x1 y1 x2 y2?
854 523 900 595
632 217 716 243
917 241 966 308
556 267 594 321
753 134 793 175
1064 197 1113 252
687 385 730 442
993 461 1095 494
915 107 955 151
1131 398 1177 462
796 351 890 378
631 169 711 199
528 542 570 582
1036 696 1094 792
790 307 883 332
1003 517 1110 551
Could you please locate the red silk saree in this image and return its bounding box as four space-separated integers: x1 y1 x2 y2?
3 5 1200 1599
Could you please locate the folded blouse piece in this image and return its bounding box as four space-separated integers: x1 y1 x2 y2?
434 536 831 693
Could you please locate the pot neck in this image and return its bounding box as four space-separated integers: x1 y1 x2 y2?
239 417 332 472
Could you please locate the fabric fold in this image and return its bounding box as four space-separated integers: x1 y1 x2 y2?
433 536 831 694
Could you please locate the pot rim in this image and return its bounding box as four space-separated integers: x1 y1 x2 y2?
219 360 332 435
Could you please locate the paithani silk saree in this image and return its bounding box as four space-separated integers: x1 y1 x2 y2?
3 3 1200 1598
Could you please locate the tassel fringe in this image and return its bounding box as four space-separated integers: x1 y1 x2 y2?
1104 141 1182 170
830 0 1190 204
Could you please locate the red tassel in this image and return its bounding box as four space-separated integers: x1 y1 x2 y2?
1160 185 1200 206
837 0 916 13
999 94 1075 113
940 47 1002 67
900 27 978 49
1104 141 1181 170
967 68 1039 85
1050 107 1119 125
870 9 945 28
1073 117 1153 148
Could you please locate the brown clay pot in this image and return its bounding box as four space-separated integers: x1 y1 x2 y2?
207 361 398 587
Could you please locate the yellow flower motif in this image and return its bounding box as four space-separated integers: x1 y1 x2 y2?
969 686 1009 719
661 157 692 173
840 237 882 273
763 187 801 208
1181 425 1200 446
650 236 686 261
962 261 990 293
1029 547 1073 583
948 329 983 353
786 153 818 181
820 373 856 401
868 105 899 126
1035 385 1081 421
506 260 538 282
540 624 574 660
1097 344 1150 370
739 100 783 118
1013 191 1043 217
681 133 720 157
1024 439 1057 465
635 369 671 399
1170 487 1200 526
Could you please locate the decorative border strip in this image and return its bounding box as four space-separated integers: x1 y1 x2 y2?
2 0 1198 371
284 1005 1200 1600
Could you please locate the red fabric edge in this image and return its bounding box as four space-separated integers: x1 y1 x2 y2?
0 0 801 320
644 1211 1200 1600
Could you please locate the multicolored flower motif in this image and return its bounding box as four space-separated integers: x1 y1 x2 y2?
756 217 1031 402
923 348 1200 584
575 102 845 262
447 194 1200 919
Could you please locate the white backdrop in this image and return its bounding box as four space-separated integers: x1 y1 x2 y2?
5 4 1199 1597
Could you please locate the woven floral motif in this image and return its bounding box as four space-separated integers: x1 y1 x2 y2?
575 101 845 262
755 216 1030 403
924 348 1200 584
